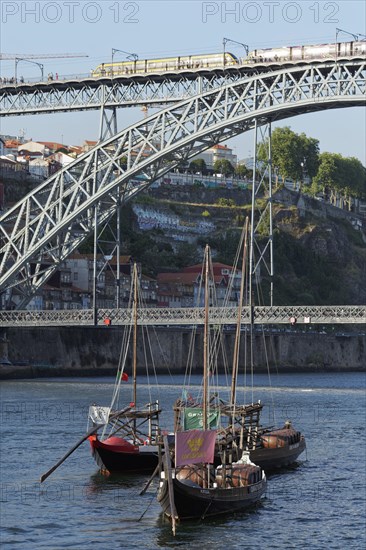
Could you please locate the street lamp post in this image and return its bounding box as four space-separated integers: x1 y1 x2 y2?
335 28 364 62
15 58 44 82
111 48 138 77
222 38 249 67
300 157 307 190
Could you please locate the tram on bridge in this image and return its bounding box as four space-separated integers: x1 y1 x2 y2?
91 40 366 77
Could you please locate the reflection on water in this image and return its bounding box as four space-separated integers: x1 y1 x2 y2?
88 470 149 489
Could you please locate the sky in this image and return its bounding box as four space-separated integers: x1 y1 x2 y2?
1 0 365 164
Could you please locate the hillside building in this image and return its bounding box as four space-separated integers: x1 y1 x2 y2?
157 263 243 308
190 144 237 169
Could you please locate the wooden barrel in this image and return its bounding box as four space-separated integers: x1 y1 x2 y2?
176 465 214 486
261 427 300 448
261 435 286 448
215 464 262 488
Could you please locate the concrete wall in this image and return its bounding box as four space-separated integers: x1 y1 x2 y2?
2 326 365 377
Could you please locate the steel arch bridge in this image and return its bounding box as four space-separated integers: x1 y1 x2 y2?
0 60 365 306
1 57 364 117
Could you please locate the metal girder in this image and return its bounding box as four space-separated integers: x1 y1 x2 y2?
1 58 364 117
0 78 190 116
249 121 274 306
0 60 365 306
0 305 364 327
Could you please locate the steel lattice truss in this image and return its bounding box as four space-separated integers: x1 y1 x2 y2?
0 305 364 327
1 58 364 117
0 60 365 305
1 75 200 116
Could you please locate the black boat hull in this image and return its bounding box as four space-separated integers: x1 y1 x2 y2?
90 434 306 474
158 476 267 520
250 437 306 470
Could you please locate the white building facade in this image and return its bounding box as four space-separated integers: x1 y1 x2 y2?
190 144 237 169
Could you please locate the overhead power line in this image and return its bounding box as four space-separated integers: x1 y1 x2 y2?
0 53 88 60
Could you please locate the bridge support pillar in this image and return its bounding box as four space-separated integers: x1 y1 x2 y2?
249 119 274 306
92 95 121 311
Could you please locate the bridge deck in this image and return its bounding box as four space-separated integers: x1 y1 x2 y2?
1 57 365 116
0 305 364 328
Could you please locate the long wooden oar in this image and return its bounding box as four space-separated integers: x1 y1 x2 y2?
139 463 160 496
40 405 132 483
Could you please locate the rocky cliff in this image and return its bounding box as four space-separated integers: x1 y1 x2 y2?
129 186 366 305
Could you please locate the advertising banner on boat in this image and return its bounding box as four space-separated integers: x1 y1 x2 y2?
175 429 216 467
183 408 219 430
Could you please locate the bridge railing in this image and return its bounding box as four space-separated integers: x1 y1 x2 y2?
1 54 364 87
0 305 364 328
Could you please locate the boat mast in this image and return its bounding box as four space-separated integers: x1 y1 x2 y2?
132 263 138 412
202 245 210 431
230 217 249 411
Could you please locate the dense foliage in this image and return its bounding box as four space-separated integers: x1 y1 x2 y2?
184 128 365 206
213 159 235 176
257 126 366 203
258 126 320 183
189 158 208 174
270 231 349 305
235 163 250 179
311 152 366 202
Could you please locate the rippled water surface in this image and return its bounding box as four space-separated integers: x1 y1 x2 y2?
1 372 365 549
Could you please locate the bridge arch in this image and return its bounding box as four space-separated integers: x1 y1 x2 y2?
0 60 365 303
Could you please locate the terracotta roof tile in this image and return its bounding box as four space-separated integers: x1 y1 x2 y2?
183 262 236 273
213 144 230 150
4 139 21 148
38 141 66 150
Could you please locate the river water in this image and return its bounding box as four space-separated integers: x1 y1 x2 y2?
1 372 365 549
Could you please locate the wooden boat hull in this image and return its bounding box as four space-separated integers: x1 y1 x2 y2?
158 476 267 520
250 436 306 470
88 435 159 474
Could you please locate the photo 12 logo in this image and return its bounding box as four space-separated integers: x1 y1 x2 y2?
1 1 140 24
201 2 340 24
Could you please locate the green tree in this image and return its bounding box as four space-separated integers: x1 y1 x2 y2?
313 152 366 203
189 158 207 174
213 159 235 176
235 163 249 179
312 152 339 195
175 242 200 268
176 158 189 172
299 133 320 179
258 127 319 184
343 157 366 198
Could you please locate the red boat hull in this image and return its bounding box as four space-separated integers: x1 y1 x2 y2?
88 434 159 474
